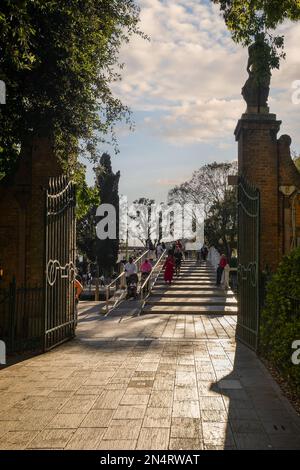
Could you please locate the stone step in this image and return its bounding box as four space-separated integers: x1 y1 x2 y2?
157 275 215 281
152 285 219 291
155 280 215 285
143 305 238 315
177 274 215 278
161 272 215 276
178 271 215 275
145 261 236 316
180 265 214 269
180 263 213 266
147 297 237 306
160 270 215 274
180 264 214 267
173 274 210 277
180 261 199 263
178 272 215 275
151 290 236 298
178 276 216 279
180 267 214 271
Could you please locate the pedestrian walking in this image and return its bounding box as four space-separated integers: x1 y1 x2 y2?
87 272 92 291
146 238 155 260
141 258 152 277
174 247 183 277
216 254 228 286
156 241 164 259
74 275 83 325
75 275 84 302
124 257 137 286
201 244 208 261
163 250 175 285
140 258 152 293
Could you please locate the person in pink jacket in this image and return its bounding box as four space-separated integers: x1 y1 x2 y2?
140 258 152 293
141 258 152 279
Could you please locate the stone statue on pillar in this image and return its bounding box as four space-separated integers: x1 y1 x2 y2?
242 33 272 114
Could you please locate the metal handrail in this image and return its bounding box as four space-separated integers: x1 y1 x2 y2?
139 250 166 314
104 250 150 315
106 271 125 291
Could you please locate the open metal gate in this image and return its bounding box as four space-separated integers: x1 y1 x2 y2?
237 176 260 350
45 176 76 350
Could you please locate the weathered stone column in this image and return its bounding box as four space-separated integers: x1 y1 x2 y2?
235 113 282 271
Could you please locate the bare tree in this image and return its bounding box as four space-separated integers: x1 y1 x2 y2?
168 161 238 256
168 161 237 215
129 197 155 246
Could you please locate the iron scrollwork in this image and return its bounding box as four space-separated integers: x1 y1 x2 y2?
46 260 76 287
237 262 257 287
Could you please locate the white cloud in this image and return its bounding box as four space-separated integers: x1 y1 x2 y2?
155 177 189 186
143 98 244 144
113 0 300 148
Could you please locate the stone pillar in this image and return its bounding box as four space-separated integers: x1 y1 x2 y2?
235 113 282 271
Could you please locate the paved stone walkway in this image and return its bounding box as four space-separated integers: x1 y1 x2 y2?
78 304 237 341
0 299 300 450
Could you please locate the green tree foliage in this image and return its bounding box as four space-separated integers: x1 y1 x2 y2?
75 164 99 221
76 169 99 267
260 247 300 391
212 0 300 65
0 0 143 175
205 189 237 257
77 201 99 267
95 153 120 275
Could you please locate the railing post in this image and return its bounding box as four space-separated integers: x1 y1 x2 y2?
140 281 144 303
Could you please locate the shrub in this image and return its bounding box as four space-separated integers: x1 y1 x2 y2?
260 247 300 391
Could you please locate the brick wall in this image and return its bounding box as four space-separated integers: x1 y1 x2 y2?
235 114 300 271
235 115 281 271
0 138 62 287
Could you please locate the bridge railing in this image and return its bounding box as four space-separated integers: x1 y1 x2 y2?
139 250 166 314
104 250 149 315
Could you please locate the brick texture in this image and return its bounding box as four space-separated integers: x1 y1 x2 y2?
235 113 300 271
0 138 62 287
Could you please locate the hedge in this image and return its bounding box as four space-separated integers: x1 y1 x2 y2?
260 247 300 391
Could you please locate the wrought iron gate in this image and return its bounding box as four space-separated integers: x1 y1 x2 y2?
237 176 260 350
45 176 76 350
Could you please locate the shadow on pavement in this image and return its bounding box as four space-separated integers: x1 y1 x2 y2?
210 341 300 450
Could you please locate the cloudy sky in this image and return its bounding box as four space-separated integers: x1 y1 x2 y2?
86 0 300 202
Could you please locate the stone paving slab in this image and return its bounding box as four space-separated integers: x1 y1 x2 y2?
0 305 300 450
